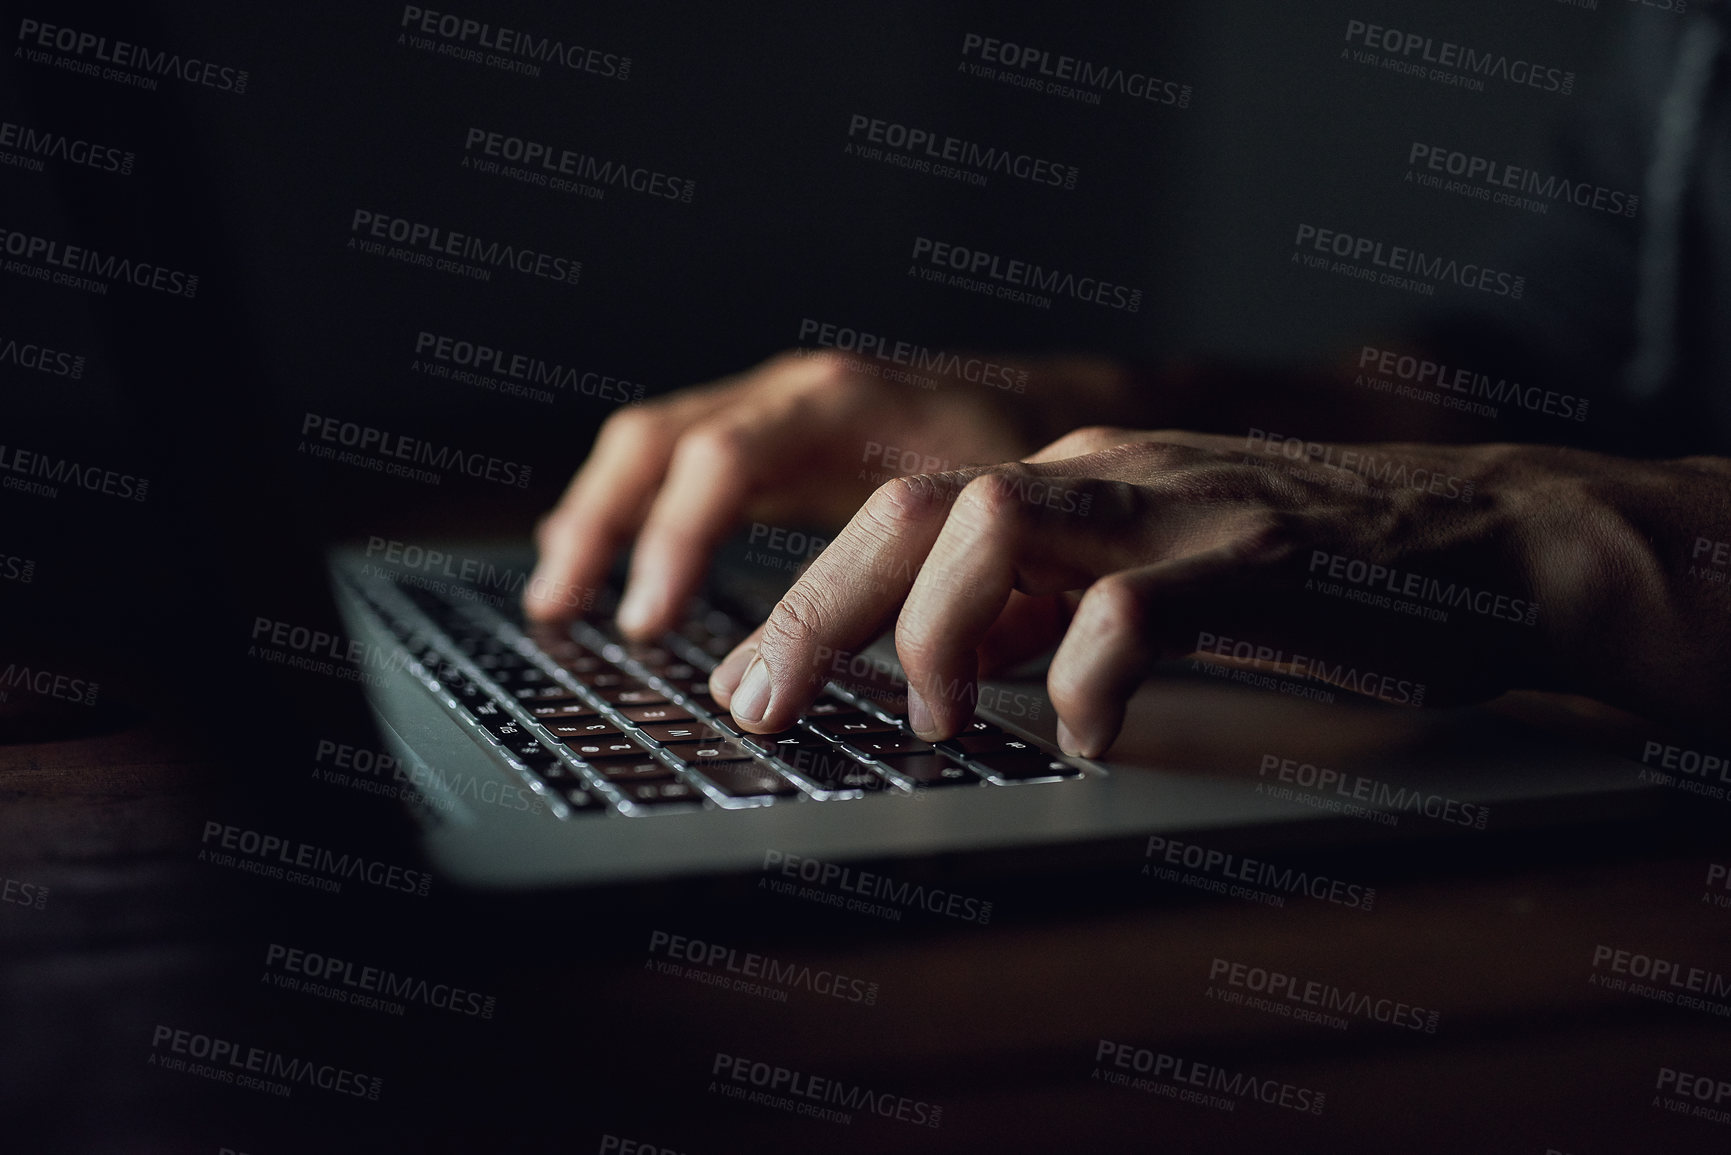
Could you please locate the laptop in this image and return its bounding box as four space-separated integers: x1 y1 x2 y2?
325 535 1662 893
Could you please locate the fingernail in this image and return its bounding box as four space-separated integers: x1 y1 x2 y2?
616 585 653 636
907 686 933 737
709 645 756 702
1056 720 1085 758
731 654 773 725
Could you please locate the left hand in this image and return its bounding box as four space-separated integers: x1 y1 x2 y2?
708 427 1557 758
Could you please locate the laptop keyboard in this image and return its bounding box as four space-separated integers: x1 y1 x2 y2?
345 573 1082 818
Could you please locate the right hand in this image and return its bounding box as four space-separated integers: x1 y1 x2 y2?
523 350 1036 638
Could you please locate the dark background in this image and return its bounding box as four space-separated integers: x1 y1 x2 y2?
7 3 1723 1153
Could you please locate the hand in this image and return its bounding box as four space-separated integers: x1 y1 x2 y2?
523 350 1038 637
709 427 1605 756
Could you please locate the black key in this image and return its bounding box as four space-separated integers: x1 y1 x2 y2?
849 734 936 759
514 684 586 704
600 686 672 707
558 653 608 676
637 721 729 746
472 651 526 671
781 745 891 793
561 786 610 812
621 780 704 806
488 665 554 689
568 738 645 761
682 691 724 716
618 703 694 724
543 719 624 741
941 734 1035 756
585 672 632 691
875 753 982 787
663 740 756 767
505 736 553 759
744 729 828 755
975 752 1079 782
529 701 603 719
591 759 677 784
698 763 800 798
617 644 673 667
527 757 582 782
811 714 900 740
802 698 853 717
647 661 699 681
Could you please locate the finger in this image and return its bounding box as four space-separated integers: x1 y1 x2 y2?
1047 547 1253 758
614 420 759 638
719 471 973 733
524 401 710 620
707 622 766 707
895 468 1134 739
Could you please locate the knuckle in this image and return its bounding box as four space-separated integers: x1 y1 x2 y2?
1078 574 1148 640
954 467 1033 523
864 474 950 534
676 420 752 467
597 402 659 444
761 582 830 653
